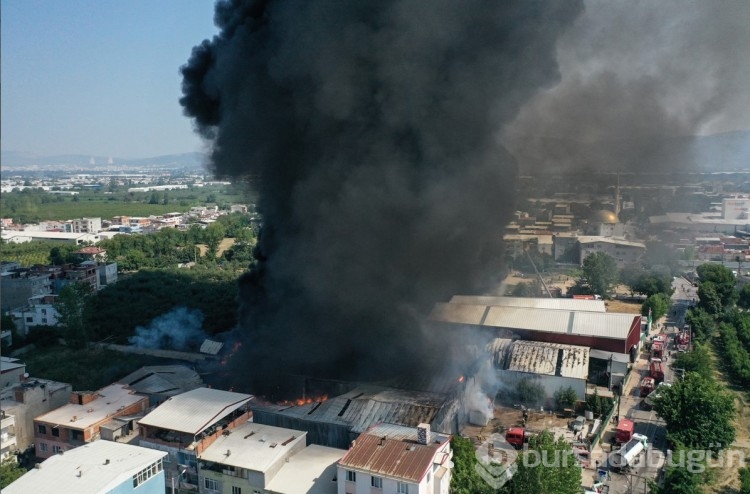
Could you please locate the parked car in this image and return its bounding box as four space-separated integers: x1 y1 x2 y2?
570 416 586 432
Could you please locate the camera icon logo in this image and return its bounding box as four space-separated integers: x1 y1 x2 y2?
474 433 519 488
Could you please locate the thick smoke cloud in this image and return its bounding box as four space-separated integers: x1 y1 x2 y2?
503 0 750 174
181 0 582 394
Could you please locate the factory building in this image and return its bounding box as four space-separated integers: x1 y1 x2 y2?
253 384 462 450
430 299 641 357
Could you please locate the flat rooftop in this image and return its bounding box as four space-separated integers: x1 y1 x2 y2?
35 384 144 430
448 295 606 312
265 444 344 494
198 422 306 472
3 440 166 494
138 387 253 435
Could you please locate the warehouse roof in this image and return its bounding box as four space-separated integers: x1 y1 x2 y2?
35 384 145 430
448 296 606 312
506 341 589 379
117 365 203 397
198 422 305 472
431 305 641 341
138 387 253 435
3 440 166 494
577 236 646 249
253 385 447 435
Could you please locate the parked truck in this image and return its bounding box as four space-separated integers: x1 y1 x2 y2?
639 377 655 398
615 418 635 444
609 433 648 471
505 427 535 449
651 340 664 360
650 361 665 384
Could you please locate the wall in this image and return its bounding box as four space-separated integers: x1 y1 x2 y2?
496 371 586 407
107 470 166 494
2 381 72 451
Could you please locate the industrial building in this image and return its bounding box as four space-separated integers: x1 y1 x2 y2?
116 365 203 408
253 384 462 450
430 298 641 356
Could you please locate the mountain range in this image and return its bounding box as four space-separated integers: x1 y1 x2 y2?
0 151 205 169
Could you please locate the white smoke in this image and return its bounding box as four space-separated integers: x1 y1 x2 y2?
465 359 501 424
129 306 208 351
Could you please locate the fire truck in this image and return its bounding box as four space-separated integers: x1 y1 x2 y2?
639 377 655 398
675 330 691 351
651 339 664 360
650 361 665 384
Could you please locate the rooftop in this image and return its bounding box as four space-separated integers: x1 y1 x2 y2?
35 384 145 430
117 365 203 397
577 236 646 248
265 444 344 494
138 387 253 435
506 340 589 379
198 422 306 472
448 296 606 312
3 440 166 494
0 356 25 374
430 305 641 341
339 427 451 483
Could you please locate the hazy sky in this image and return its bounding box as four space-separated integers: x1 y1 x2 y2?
1 1 217 158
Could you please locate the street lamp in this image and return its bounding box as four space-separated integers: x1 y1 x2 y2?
172 465 188 494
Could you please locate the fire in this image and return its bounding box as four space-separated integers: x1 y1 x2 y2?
278 395 328 406
220 341 243 366
458 375 465 383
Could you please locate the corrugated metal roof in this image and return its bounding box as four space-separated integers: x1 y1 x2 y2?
339 431 450 483
448 296 607 312
364 423 450 444
507 341 589 379
3 441 166 494
200 339 224 355
198 422 306 472
118 365 203 397
589 349 630 363
429 303 486 325
432 305 639 341
35 384 146 430
138 387 253 435
253 385 447 434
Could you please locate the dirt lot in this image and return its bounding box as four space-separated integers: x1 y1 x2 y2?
195 238 236 257
462 404 576 445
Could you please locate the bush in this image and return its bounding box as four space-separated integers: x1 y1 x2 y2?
554 386 578 411
516 378 545 407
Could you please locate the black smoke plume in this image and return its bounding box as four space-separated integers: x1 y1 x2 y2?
503 0 750 174
180 0 582 395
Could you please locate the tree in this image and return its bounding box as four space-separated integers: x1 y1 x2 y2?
696 263 737 307
626 271 674 298
739 467 750 494
450 436 500 494
553 386 577 411
509 430 581 494
697 281 723 315
0 459 26 488
738 284 750 309
54 281 93 348
649 461 703 494
516 378 545 407
653 372 735 452
641 293 670 321
581 252 618 297
673 343 713 380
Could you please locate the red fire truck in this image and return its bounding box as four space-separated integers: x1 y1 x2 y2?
650 361 665 383
651 340 664 360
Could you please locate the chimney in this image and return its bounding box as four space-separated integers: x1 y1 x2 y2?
417 423 430 445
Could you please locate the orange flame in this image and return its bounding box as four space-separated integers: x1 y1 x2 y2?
278 395 329 406
458 375 465 383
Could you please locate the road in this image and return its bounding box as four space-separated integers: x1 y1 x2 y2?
595 276 697 494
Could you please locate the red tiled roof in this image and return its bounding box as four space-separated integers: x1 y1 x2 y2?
74 247 106 254
339 434 444 482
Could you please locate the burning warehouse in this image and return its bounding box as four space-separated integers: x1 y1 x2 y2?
252 383 465 449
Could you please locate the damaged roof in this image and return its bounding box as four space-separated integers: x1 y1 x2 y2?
506 340 589 379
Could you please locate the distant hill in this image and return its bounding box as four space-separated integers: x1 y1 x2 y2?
0 151 206 169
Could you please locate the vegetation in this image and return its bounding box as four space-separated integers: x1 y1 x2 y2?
579 252 618 297
585 388 614 418
672 343 713 380
553 386 578 411
0 460 26 489
23 346 159 391
515 378 545 407
653 372 735 452
622 269 674 298
450 436 498 494
649 458 704 494
696 263 737 307
0 184 252 224
510 430 582 494
739 466 750 494
55 281 94 348
641 293 671 321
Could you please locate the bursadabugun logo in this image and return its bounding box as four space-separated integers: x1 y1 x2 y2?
475 433 519 488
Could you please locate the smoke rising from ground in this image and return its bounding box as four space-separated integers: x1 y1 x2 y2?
129 306 207 351
180 0 582 394
503 0 750 174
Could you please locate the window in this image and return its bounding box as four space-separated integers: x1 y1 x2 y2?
38 442 48 452
232 487 242 494
371 476 382 488
204 477 220 491
42 308 47 314
26 317 33 323
37 424 47 434
52 428 60 437
397 482 409 494
71 430 83 442
346 470 356 482
52 445 62 454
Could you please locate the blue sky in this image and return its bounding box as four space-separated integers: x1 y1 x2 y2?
1 1 218 158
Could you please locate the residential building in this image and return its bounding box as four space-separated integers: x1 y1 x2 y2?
98 262 118 287
34 384 148 459
265 444 344 494
138 387 253 492
197 422 307 494
0 270 52 311
1 412 17 461
9 295 59 335
337 423 452 494
1 374 72 454
577 236 646 268
1 357 27 389
230 204 248 214
74 246 107 262
3 440 167 494
65 217 102 234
